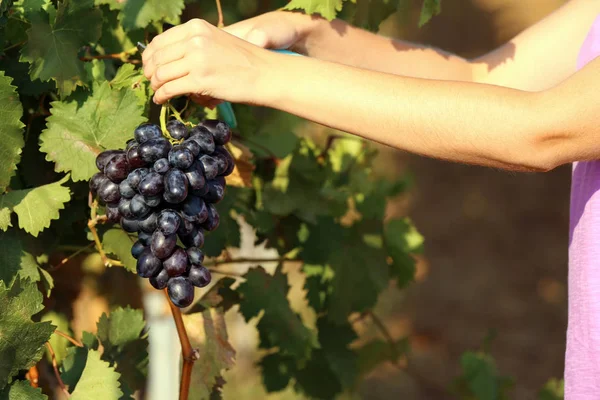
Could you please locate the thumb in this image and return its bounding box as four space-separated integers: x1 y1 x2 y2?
244 28 270 48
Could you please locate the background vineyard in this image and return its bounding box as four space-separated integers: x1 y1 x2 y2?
0 0 568 399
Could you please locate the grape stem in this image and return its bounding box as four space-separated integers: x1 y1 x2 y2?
54 330 84 348
46 342 71 398
88 197 124 267
49 243 97 271
164 289 197 400
215 0 224 28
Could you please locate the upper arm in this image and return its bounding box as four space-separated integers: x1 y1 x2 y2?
471 0 600 91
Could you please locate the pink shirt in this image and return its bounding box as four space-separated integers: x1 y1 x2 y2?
567 14 600 398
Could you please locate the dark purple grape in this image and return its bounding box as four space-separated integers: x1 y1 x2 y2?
144 195 162 207
126 168 149 190
202 204 220 232
104 154 130 183
198 155 219 180
105 204 121 223
214 146 235 176
138 172 164 196
130 194 150 218
98 180 121 204
181 195 208 223
119 179 135 199
168 145 194 170
96 150 124 171
131 241 145 259
158 210 181 236
192 185 209 198
186 247 205 265
177 218 194 236
151 230 177 259
201 119 232 145
126 144 146 169
136 248 162 278
188 266 211 288
118 198 134 219
154 158 170 174
134 123 163 144
121 217 140 233
212 147 230 176
126 139 136 150
139 212 158 233
163 247 189 277
163 169 188 204
182 139 200 157
167 277 194 308
188 126 215 154
180 228 204 248
150 269 169 290
90 172 108 195
167 120 189 140
204 179 225 204
184 163 206 191
138 231 152 245
139 138 172 164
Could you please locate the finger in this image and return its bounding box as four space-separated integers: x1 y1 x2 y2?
190 94 219 107
150 58 191 91
223 23 269 48
153 76 201 105
144 41 187 80
143 19 208 62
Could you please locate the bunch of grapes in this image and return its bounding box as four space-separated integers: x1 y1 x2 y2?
89 118 235 307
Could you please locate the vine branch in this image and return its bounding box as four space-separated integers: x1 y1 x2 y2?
215 0 224 28
164 290 198 400
55 330 84 348
46 342 70 398
49 243 96 271
204 256 293 267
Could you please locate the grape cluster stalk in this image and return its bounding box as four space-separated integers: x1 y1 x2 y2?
89 117 235 307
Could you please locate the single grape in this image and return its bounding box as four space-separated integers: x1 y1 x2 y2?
90 173 109 195
126 138 136 150
138 172 165 196
177 218 194 236
98 180 121 204
149 269 170 290
198 155 219 180
120 217 140 233
204 179 225 204
126 144 146 169
214 146 235 176
202 204 220 232
180 227 205 248
139 138 172 164
154 158 170 174
104 153 130 183
181 195 208 223
136 247 162 278
134 123 163 144
163 247 189 277
151 230 177 259
131 240 145 259
186 247 205 265
118 198 134 219
182 139 200 157
167 276 194 308
119 179 136 199
168 145 194 170
212 148 229 176
139 211 158 233
184 163 206 191
167 120 189 140
192 185 210 198
105 204 121 223
96 150 124 171
144 195 162 208
138 231 152 245
163 169 189 204
126 168 149 190
158 209 181 236
188 126 215 154
188 266 211 288
130 194 151 218
201 119 232 145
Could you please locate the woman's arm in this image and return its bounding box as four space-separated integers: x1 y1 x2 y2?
225 0 600 90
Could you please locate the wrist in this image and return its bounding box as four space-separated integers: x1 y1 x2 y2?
253 51 295 108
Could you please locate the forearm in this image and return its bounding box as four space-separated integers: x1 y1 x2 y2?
258 54 560 171
295 16 474 81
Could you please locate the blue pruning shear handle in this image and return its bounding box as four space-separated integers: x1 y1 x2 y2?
136 43 301 129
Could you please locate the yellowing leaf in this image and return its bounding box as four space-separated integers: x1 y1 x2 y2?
225 141 254 188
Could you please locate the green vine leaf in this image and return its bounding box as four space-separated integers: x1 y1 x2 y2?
0 379 48 400
384 217 424 288
40 81 146 181
284 0 345 20
19 0 103 95
0 230 41 286
0 277 55 390
0 72 25 194
419 0 441 27
69 349 123 400
97 0 185 31
0 175 71 236
101 229 137 273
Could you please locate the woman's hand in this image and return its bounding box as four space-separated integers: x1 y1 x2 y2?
142 19 277 106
